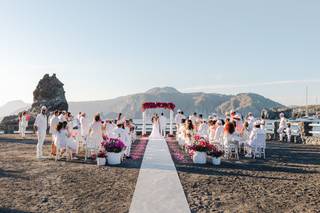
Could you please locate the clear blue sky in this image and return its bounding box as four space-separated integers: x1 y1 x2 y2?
0 0 319 106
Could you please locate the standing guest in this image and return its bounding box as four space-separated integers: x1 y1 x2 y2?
88 113 103 150
285 123 292 143
247 112 255 131
190 112 198 126
34 106 48 159
197 120 209 138
49 110 60 140
175 109 183 134
55 122 77 159
214 120 224 146
105 120 115 138
20 111 28 138
80 113 90 140
114 121 131 158
58 111 66 122
159 112 167 137
49 110 60 155
208 119 217 143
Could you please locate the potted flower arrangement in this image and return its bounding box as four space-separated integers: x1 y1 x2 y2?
188 135 211 164
97 150 106 166
102 138 126 165
207 145 224 165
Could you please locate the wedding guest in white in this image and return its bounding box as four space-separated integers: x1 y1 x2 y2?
88 113 104 150
247 121 266 156
247 112 255 131
285 123 292 142
58 111 67 122
223 122 236 149
34 106 48 159
214 120 224 146
277 112 287 142
183 120 195 146
177 118 187 146
197 120 209 138
114 121 131 158
159 113 167 137
208 119 217 143
80 113 90 140
49 110 60 140
175 109 183 134
190 112 197 126
55 121 77 159
105 120 115 138
20 111 28 138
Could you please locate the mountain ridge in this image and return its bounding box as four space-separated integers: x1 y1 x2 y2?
69 87 284 119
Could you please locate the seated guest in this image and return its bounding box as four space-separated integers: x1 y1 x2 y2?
247 121 266 156
223 122 236 148
197 120 209 138
177 119 187 146
114 121 131 158
183 119 195 146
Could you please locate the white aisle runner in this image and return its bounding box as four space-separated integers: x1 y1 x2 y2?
129 138 190 213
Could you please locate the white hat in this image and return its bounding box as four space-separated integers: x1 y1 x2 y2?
41 106 47 111
177 109 182 113
279 112 285 117
217 120 222 125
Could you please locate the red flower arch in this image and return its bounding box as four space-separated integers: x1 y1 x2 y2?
142 102 176 112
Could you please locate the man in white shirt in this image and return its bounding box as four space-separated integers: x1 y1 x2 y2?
159 113 167 137
34 106 48 159
80 113 90 140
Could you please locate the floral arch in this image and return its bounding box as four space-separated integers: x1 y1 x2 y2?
141 102 176 135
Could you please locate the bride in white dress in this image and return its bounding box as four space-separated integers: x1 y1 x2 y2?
149 114 163 140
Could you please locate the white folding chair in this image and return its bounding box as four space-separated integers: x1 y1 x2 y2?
253 133 266 159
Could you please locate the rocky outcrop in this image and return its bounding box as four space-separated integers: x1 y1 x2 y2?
0 74 68 132
30 74 68 114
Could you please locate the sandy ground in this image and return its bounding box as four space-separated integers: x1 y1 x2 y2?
169 140 320 213
0 134 146 213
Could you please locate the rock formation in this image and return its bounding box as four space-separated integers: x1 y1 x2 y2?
30 74 68 113
0 74 68 132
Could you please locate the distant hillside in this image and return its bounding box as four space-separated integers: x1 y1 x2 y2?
0 100 30 119
69 87 284 119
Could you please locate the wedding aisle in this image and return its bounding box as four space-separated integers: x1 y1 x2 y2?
129 138 190 213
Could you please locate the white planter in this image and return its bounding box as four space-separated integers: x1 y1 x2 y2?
192 151 207 164
212 157 221 165
97 157 106 166
108 152 122 165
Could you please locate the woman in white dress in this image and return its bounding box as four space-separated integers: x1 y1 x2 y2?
20 111 28 138
149 114 163 139
88 114 104 149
